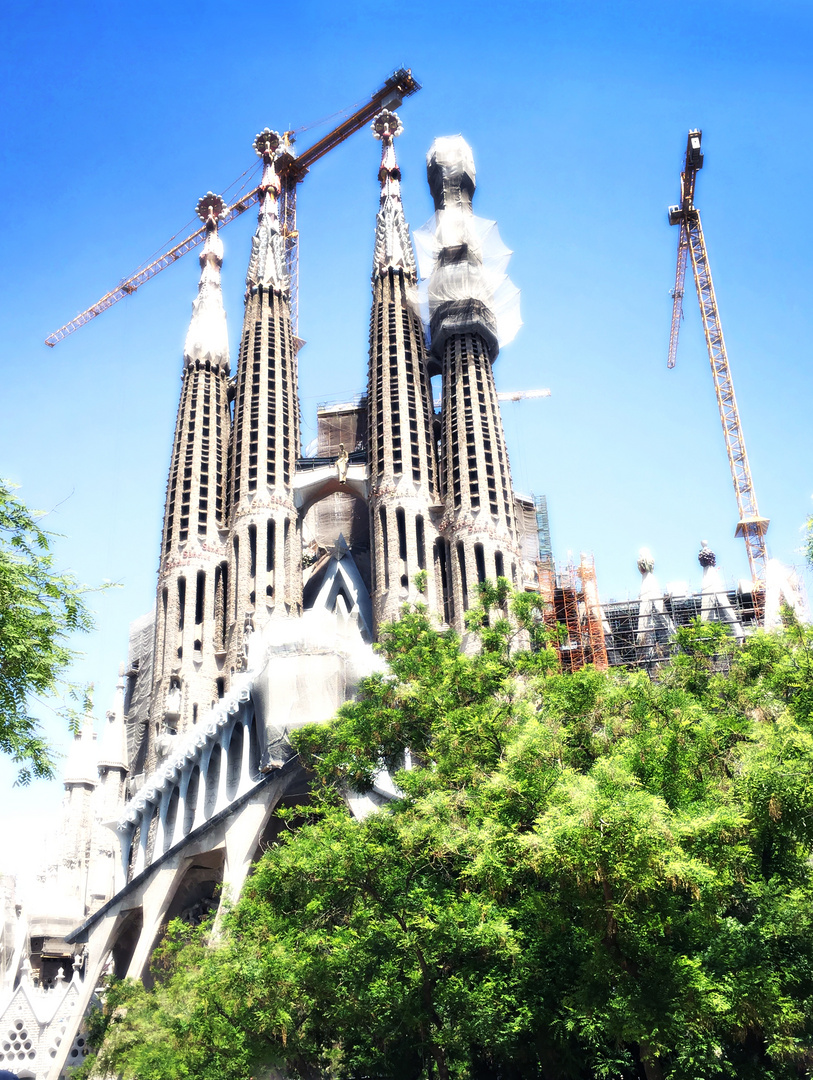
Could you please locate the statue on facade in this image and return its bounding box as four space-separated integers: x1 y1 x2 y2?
336 443 349 484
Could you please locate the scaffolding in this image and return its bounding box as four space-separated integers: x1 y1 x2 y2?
602 586 760 670
535 553 609 673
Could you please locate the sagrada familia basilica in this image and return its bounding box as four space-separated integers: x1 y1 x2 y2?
0 98 805 1078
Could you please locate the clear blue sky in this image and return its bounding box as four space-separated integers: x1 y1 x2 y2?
2 0 812 865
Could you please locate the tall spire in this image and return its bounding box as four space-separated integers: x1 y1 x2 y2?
149 191 234 756
246 129 288 293
183 193 230 371
366 110 441 630
371 110 416 279
226 127 302 656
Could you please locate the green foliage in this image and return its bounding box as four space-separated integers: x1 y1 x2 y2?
85 594 813 1080
0 479 94 783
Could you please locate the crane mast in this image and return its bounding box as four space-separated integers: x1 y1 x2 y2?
667 129 769 588
45 68 420 346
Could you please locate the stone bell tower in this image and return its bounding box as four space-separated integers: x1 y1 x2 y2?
427 136 521 628
227 129 303 672
150 192 232 756
367 110 441 630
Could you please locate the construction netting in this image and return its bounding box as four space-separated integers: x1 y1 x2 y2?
316 402 367 457
411 136 521 351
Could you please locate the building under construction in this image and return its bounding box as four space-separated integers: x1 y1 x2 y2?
3 84 810 1080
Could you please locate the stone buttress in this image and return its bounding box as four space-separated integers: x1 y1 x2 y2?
150 193 232 756
367 111 441 629
227 130 302 671
426 137 521 628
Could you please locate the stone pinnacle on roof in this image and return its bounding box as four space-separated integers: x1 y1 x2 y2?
371 109 417 280
63 712 98 787
182 191 230 372
246 128 288 293
97 664 129 772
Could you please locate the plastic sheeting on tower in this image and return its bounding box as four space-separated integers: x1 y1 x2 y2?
413 213 522 351
412 136 521 354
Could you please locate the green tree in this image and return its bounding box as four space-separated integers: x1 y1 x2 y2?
0 479 94 783
83 590 813 1080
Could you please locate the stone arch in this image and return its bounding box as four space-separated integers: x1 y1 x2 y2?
183 765 201 836
295 470 368 518
301 486 371 592
204 742 222 817
140 850 225 990
226 722 244 801
248 711 262 783
163 787 180 854
111 908 143 978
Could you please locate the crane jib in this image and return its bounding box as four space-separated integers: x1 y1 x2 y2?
44 69 421 347
666 129 769 591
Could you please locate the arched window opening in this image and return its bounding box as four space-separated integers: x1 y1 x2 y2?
195 570 205 625
474 543 487 585
248 523 257 579
435 539 452 624
495 551 505 580
177 577 186 631
379 506 389 590
267 520 275 572
416 515 426 571
396 507 408 588
232 536 239 617
457 542 469 611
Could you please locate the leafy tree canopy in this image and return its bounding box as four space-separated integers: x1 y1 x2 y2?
84 586 813 1080
0 479 94 783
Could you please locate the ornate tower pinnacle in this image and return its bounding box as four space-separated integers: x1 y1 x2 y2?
371 110 416 279
246 128 288 293
183 192 230 371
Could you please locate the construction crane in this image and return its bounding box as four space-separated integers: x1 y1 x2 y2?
667 129 769 588
45 68 421 347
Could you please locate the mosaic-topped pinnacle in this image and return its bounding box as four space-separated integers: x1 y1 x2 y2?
254 128 282 196
253 128 281 159
637 547 655 575
196 191 226 230
698 541 717 568
372 109 403 141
